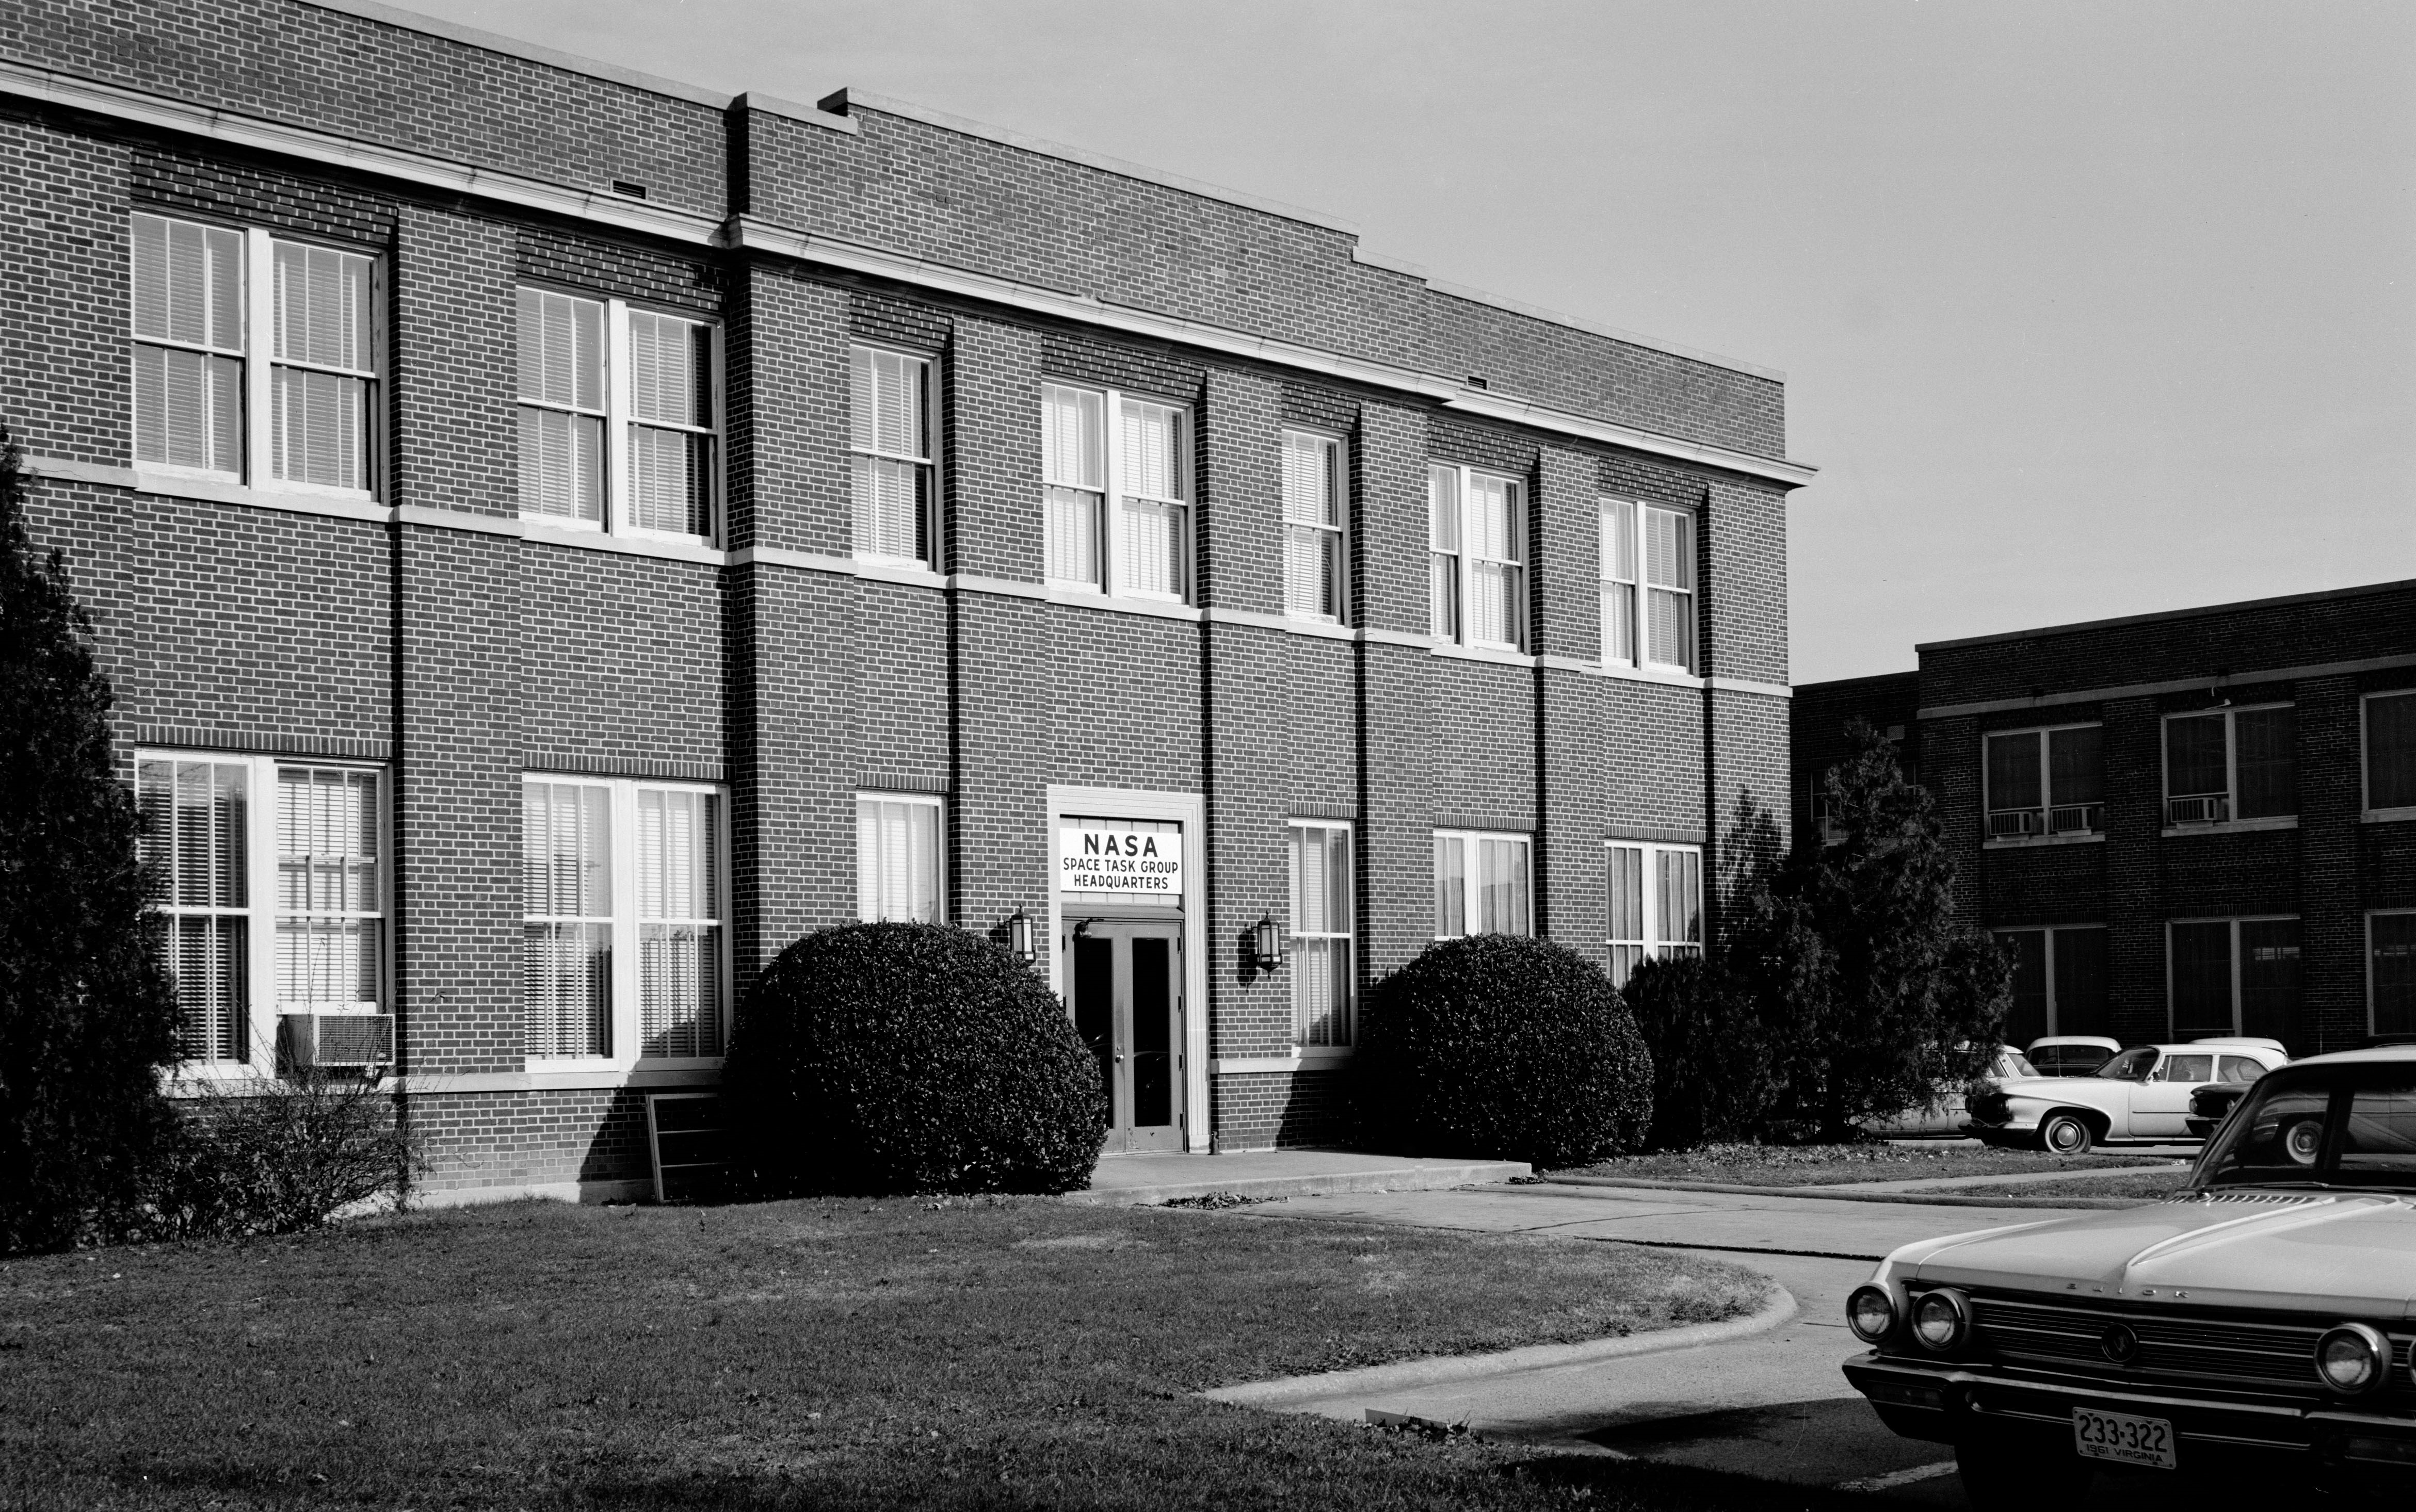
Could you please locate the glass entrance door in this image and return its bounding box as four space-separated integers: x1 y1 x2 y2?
1068 920 1183 1153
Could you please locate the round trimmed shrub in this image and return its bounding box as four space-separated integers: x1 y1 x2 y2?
1356 935 1652 1168
725 922 1107 1195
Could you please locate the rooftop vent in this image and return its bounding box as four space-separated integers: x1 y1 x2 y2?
611 180 648 200
1465 375 1489 390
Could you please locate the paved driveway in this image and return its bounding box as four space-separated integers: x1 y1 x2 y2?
1228 1183 2295 1507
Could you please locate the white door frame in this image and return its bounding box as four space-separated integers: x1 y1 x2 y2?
1047 784 1209 1153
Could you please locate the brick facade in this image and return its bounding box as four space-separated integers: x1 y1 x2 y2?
3 0 1802 1197
1796 582 2416 1059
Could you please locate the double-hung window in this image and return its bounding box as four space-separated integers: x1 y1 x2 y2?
2170 916 2300 1040
1983 724 2104 840
2365 691 2416 821
1432 830 1530 938
1994 925 2108 1042
1605 842 1701 987
850 346 936 564
1281 430 1347 622
523 777 727 1063
516 287 718 542
1041 383 1190 600
856 793 944 923
137 753 388 1072
2164 704 2295 827
1600 499 1695 672
1289 822 1353 1047
132 212 380 493
1428 464 1525 650
2374 911 2416 1036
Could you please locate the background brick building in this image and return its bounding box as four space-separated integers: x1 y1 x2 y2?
1795 580 2416 1056
2 0 1807 1199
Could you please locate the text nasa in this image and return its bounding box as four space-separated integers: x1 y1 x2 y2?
1059 830 1183 894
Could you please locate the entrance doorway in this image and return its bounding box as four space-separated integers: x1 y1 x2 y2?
1068 919 1183 1153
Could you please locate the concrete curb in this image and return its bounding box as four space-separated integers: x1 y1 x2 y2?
1064 1160 1529 1208
1200 1283 1798 1407
1536 1176 2148 1211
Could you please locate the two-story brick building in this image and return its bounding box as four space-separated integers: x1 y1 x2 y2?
2 0 1807 1200
1795 581 2416 1056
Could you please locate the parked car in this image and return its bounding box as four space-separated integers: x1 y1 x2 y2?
1867 1045 2039 1137
2186 1082 2251 1140
1841 1045 2416 1506
1966 1042 2289 1153
2024 1036 2122 1077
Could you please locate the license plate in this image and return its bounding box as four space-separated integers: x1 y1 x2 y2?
2072 1407 2177 1470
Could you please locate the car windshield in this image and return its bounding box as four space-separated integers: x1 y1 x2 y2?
2193 1067 2416 1192
2095 1047 2156 1081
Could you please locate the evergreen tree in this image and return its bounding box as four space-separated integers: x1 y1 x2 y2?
0 429 183 1252
1730 718 2010 1141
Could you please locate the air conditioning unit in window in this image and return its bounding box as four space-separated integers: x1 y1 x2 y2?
2167 795 2229 825
278 1013 394 1075
1987 809 2043 839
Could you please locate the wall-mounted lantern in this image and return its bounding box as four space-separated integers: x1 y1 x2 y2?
1006 907 1036 964
1251 914 1285 973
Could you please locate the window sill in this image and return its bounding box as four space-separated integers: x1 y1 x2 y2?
391 1063 725 1094
1209 1049 1352 1075
522 520 723 565
1432 641 1533 669
1984 832 2106 850
1043 586 1204 623
2161 816 2299 839
2366 807 2416 824
852 555 947 589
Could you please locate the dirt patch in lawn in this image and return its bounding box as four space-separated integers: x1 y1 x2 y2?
0 1194 1777 1512
1555 1141 2169 1188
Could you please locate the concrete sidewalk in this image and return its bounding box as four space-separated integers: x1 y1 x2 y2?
1064 1148 1528 1206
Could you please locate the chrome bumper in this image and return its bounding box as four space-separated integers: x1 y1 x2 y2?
1843 1352 2416 1483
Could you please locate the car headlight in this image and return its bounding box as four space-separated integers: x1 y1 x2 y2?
2316 1323 2390 1394
1910 1288 1971 1353
1847 1285 1896 1343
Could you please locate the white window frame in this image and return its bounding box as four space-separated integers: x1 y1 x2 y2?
2363 690 2416 823
2160 702 2298 833
856 790 947 924
1287 819 1355 1051
1604 841 1702 987
520 774 731 1070
1993 923 2108 1038
516 284 722 546
1428 463 1526 652
131 212 384 500
1431 828 1532 939
137 751 391 1080
1279 428 1348 625
849 344 939 567
1041 380 1192 603
1980 722 2105 844
1599 497 1695 673
2165 914 2301 1040
2371 909 2416 1037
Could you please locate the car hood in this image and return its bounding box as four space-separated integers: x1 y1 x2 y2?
1885 1194 2416 1316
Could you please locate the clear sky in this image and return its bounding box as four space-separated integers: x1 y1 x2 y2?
404 0 2416 683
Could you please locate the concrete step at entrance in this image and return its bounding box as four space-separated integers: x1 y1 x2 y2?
1064 1148 1531 1207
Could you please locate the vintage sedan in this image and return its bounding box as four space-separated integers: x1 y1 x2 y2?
1967 1040 2287 1153
1841 1046 2416 1506
1868 1045 2039 1137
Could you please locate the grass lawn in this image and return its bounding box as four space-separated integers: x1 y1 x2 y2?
1553 1141 2169 1188
0 1194 1824 1512
1903 1172 2191 1202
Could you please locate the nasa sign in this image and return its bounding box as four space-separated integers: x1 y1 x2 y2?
1058 823 1185 898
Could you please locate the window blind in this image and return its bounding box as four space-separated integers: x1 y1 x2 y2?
1281 432 1344 622
523 781 612 1057
1464 474 1522 648
1606 843 1645 986
1117 399 1185 598
1042 384 1104 585
627 311 715 536
131 214 244 474
1427 465 1460 640
274 766 381 1012
516 289 605 523
1601 499 1636 664
1289 824 1352 1047
139 758 252 1063
857 797 941 924
269 241 373 490
637 788 722 1058
849 347 931 561
1642 506 1694 670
